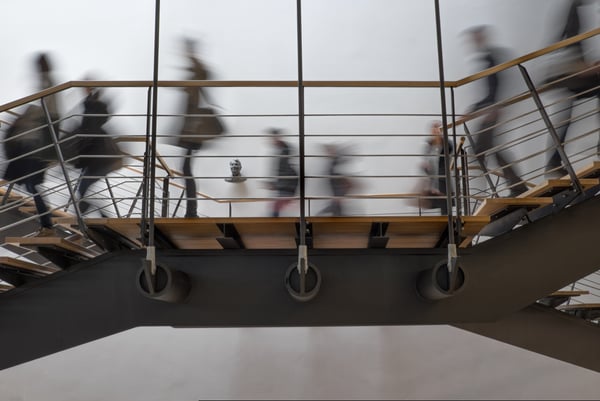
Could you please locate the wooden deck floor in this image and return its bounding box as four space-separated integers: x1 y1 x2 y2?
80 216 490 250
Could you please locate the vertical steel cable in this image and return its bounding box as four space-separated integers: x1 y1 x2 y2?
434 0 459 290
296 0 307 251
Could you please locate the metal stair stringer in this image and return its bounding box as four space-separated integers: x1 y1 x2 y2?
0 196 600 371
454 193 600 321
453 303 600 373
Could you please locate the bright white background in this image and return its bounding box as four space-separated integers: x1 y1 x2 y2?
0 1 599 399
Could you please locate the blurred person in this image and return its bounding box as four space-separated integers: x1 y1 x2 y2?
2 53 62 235
67 84 123 215
267 128 298 217
543 0 600 177
37 53 61 132
414 121 454 215
464 25 528 197
318 143 353 216
175 37 224 218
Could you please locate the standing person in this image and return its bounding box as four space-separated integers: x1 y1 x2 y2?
465 25 528 197
318 144 352 216
418 121 454 215
267 128 298 217
543 0 600 178
68 85 122 215
2 53 61 235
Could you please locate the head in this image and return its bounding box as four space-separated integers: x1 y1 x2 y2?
466 25 490 51
429 121 443 144
183 37 202 56
323 143 338 156
35 52 52 74
230 159 242 176
82 74 98 96
268 128 285 147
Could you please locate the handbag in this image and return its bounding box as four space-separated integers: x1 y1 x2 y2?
177 106 225 150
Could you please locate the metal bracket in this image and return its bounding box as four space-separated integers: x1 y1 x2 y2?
297 244 308 274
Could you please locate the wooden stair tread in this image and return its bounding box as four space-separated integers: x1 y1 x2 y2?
0 283 14 292
0 256 59 275
573 161 600 179
473 197 553 217
537 290 590 308
17 206 73 218
558 303 600 320
548 290 589 297
4 236 101 259
518 178 600 198
559 303 600 311
82 216 491 250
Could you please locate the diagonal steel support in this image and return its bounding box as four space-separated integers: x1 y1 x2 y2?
40 98 87 235
463 123 498 197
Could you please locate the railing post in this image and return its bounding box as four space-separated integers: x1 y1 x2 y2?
40 98 88 234
104 177 122 218
460 147 471 216
434 0 459 293
449 87 462 239
463 122 498 197
161 176 170 217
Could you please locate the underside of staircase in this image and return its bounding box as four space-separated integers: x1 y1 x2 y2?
0 191 599 372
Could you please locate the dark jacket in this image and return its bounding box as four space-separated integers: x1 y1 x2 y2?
69 91 122 173
3 105 53 185
274 141 298 195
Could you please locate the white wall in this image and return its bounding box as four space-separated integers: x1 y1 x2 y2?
1 1 600 399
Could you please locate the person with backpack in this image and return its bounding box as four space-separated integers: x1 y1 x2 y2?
2 53 61 235
66 85 123 215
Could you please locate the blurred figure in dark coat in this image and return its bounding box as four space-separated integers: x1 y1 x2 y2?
2 53 61 235
465 26 528 197
69 85 122 215
175 37 224 218
544 0 600 177
418 121 454 214
318 144 352 216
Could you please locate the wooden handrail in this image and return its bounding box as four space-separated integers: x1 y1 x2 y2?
455 27 600 87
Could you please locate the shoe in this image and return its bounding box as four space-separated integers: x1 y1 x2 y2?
508 185 528 198
35 227 56 237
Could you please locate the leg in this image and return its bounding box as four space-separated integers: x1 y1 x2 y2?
183 148 198 218
24 180 52 229
472 118 495 169
271 190 294 217
495 151 528 196
77 167 99 214
330 199 343 216
472 120 495 190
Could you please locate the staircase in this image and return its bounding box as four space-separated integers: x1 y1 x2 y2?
1 27 600 373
